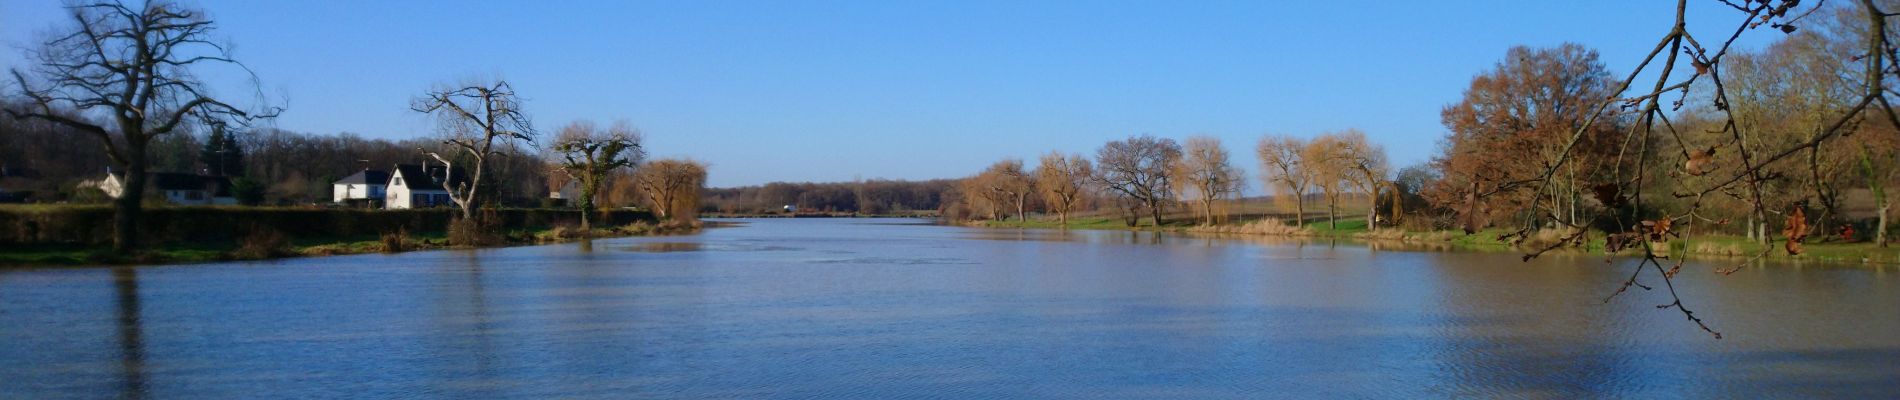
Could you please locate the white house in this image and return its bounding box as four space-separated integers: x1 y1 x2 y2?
549 178 581 202
384 164 463 209
331 169 389 206
87 171 236 206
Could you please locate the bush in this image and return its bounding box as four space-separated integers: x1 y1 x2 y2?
1188 218 1311 236
233 226 290 259
380 228 408 253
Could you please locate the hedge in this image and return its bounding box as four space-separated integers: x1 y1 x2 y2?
0 206 655 245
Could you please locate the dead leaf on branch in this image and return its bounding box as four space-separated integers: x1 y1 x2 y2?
1641 219 1676 242
1684 146 1717 176
1783 206 1809 255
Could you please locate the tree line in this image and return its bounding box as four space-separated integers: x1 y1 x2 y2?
3 1 707 250
945 130 1391 229
702 179 956 215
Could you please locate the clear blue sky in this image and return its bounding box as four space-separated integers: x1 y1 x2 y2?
2 1 1773 188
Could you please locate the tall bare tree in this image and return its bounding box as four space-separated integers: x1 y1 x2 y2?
1095 135 1182 226
1332 130 1390 229
1256 135 1312 227
7 1 276 252
551 120 645 231
633 158 708 221
413 80 537 221
1303 135 1349 229
1175 136 1244 225
981 159 1034 222
1035 152 1094 226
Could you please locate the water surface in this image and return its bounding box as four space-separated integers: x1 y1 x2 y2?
2 218 1896 398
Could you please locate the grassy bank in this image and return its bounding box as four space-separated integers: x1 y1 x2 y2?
0 205 701 267
0 219 704 267
975 214 1899 265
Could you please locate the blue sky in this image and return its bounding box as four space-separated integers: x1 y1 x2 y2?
1 1 1775 188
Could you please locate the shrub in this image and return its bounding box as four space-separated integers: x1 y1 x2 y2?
233 226 290 259
1188 219 1310 236
380 228 408 253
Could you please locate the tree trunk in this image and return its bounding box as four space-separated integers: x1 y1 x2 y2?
1878 203 1889 247
1200 198 1213 225
579 176 599 232
1745 214 1755 240
1327 195 1338 230
1057 197 1070 227
1016 193 1028 222
1148 198 1164 227
113 159 148 253
1366 189 1379 230
1292 194 1305 227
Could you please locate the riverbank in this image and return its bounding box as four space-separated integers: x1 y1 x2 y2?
0 219 708 267
975 215 1900 265
0 205 713 267
701 211 940 218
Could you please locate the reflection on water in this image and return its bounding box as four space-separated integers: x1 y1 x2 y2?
113 267 146 400
1 218 1896 398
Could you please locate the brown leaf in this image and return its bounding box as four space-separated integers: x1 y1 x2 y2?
1684 146 1716 176
1782 206 1809 255
1644 219 1674 242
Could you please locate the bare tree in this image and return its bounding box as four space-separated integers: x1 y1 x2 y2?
412 79 537 221
1303 134 1348 229
1035 152 1094 226
1257 135 1312 227
1333 130 1390 229
1095 135 1182 226
958 173 1005 221
551 120 645 231
1175 136 1244 225
981 159 1034 222
6 0 276 252
633 158 708 221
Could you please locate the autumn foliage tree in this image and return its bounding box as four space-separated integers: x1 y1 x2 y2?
1433 43 1624 232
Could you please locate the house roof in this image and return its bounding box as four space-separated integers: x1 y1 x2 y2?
391 164 467 192
334 169 390 185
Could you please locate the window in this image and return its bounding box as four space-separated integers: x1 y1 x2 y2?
393 177 404 186
186 191 205 200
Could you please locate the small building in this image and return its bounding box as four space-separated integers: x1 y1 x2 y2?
549 178 581 203
384 164 464 209
332 169 390 207
87 171 235 206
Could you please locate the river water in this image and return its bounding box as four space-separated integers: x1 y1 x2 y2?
1 218 1896 398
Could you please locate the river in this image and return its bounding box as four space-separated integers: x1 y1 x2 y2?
1 218 1895 398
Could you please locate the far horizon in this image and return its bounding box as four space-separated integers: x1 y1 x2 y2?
0 1 1772 188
